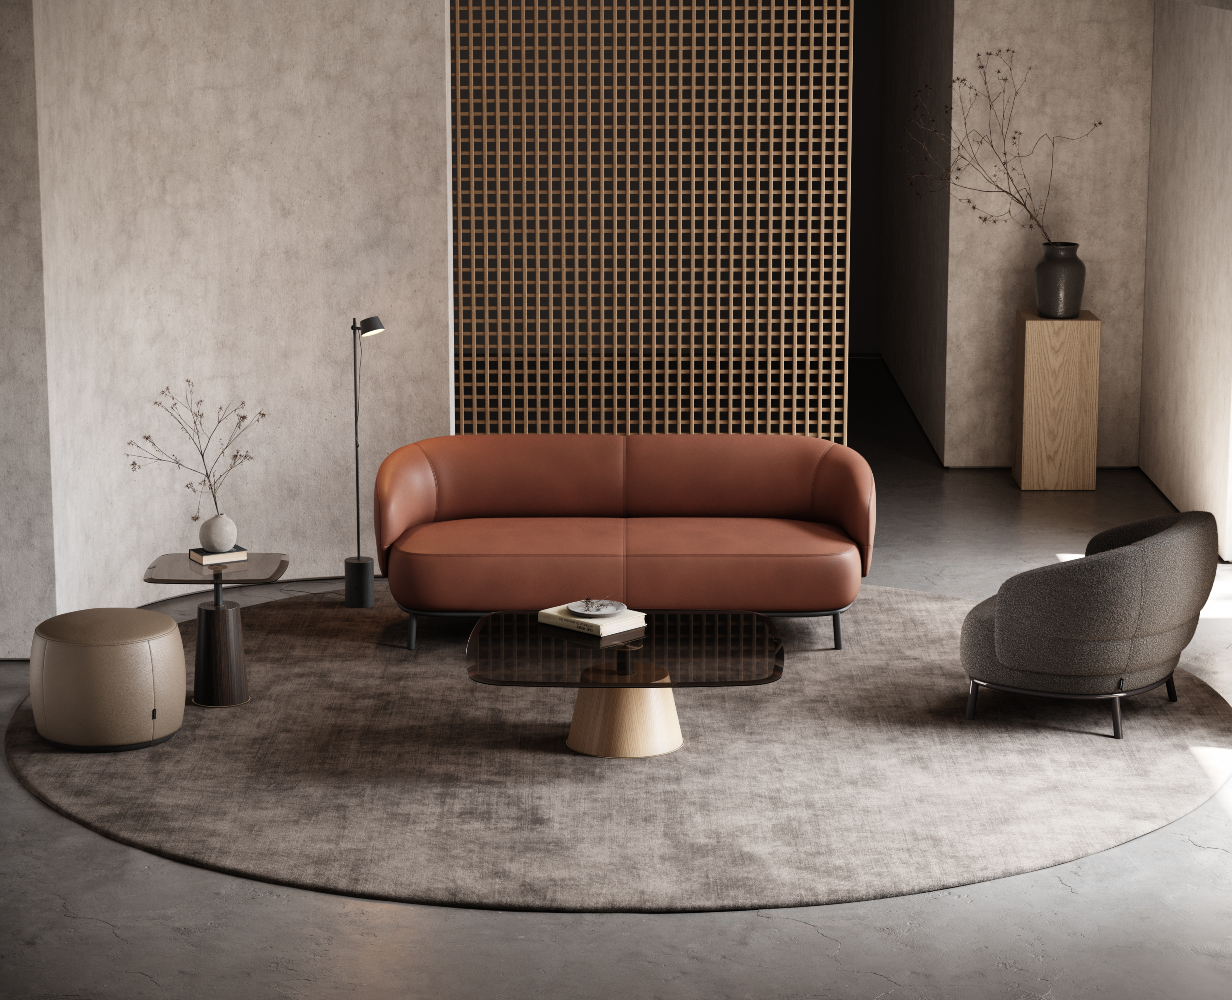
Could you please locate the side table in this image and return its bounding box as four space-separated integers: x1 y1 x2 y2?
144 552 289 707
1013 309 1101 490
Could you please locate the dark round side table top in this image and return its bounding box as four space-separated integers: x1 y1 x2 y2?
466 611 785 689
143 552 289 586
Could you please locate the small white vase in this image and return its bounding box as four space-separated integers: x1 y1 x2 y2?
199 513 237 553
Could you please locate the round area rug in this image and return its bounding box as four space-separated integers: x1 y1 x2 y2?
7 584 1232 912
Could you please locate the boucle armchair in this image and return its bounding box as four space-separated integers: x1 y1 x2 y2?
961 511 1217 739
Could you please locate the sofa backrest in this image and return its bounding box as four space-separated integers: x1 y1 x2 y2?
625 434 830 518
412 434 845 519
417 435 625 519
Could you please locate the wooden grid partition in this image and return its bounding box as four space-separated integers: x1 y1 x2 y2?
451 0 850 440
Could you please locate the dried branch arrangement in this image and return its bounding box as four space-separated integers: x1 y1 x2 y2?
127 380 266 521
906 49 1102 243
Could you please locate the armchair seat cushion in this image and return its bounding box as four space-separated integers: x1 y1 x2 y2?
388 517 625 612
626 518 862 611
961 595 1180 695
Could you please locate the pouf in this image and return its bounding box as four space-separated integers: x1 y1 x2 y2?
30 608 186 751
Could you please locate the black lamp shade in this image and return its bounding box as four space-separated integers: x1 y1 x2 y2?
359 315 384 337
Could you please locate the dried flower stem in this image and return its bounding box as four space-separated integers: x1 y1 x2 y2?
906 49 1102 243
126 380 266 522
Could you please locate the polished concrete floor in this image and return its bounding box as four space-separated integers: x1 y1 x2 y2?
4 359 1231 999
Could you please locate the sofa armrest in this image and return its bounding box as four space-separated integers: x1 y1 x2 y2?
373 443 438 576
811 443 877 577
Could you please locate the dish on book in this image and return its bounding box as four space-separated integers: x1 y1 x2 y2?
566 600 628 618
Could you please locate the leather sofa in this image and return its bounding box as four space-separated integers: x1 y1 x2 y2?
374 434 876 649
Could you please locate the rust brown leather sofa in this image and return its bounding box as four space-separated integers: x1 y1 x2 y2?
374 434 876 649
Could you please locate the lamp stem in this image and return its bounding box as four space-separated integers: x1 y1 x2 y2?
352 317 361 561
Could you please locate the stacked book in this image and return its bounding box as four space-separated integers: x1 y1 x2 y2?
189 545 247 566
538 603 646 643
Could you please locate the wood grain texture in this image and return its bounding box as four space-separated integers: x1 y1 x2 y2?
566 669 683 758
193 601 248 707
451 1 851 441
1013 310 1101 491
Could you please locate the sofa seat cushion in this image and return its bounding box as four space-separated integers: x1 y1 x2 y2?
387 517 626 612
625 518 862 612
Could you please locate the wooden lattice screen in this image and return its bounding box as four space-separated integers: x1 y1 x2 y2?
450 0 850 440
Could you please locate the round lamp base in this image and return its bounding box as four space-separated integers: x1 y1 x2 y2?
344 556 375 608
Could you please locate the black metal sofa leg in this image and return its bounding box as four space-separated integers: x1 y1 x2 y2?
965 680 979 720
1110 697 1123 740
832 612 843 650
1166 675 1178 702
408 614 417 651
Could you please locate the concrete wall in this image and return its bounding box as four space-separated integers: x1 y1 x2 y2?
31 0 452 614
879 1 1154 467
1140 1 1232 557
878 0 954 458
942 0 1154 467
0 0 56 657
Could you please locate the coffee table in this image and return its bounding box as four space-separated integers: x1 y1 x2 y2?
465 612 785 758
144 552 289 707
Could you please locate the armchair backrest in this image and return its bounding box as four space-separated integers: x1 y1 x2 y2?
994 511 1218 676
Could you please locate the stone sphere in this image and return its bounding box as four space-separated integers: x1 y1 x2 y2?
199 513 237 553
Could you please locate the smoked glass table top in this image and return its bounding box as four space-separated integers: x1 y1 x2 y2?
143 552 289 586
466 612 785 689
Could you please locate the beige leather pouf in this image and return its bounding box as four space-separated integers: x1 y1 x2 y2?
30 608 186 751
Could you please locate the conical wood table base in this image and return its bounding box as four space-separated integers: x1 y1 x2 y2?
567 684 684 758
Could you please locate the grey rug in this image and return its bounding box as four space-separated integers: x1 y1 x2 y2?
7 584 1232 912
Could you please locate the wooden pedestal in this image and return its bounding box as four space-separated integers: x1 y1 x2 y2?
1013 309 1101 490
193 601 249 707
567 674 684 759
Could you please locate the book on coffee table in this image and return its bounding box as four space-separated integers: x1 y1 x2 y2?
538 603 646 637
535 622 647 647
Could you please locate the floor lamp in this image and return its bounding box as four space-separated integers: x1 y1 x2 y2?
345 315 384 608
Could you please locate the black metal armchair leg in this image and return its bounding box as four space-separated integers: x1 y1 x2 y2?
965 679 979 720
832 612 843 650
1166 675 1178 702
1110 697 1123 740
408 614 417 651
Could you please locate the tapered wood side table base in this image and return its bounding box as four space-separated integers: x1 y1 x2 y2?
567 685 684 758
193 601 249 707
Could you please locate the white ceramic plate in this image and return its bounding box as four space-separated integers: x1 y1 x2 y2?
566 600 628 618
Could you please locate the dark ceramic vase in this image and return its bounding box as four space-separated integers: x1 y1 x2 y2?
1034 242 1086 319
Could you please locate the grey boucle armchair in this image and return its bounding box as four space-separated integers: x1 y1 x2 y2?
961 511 1218 739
